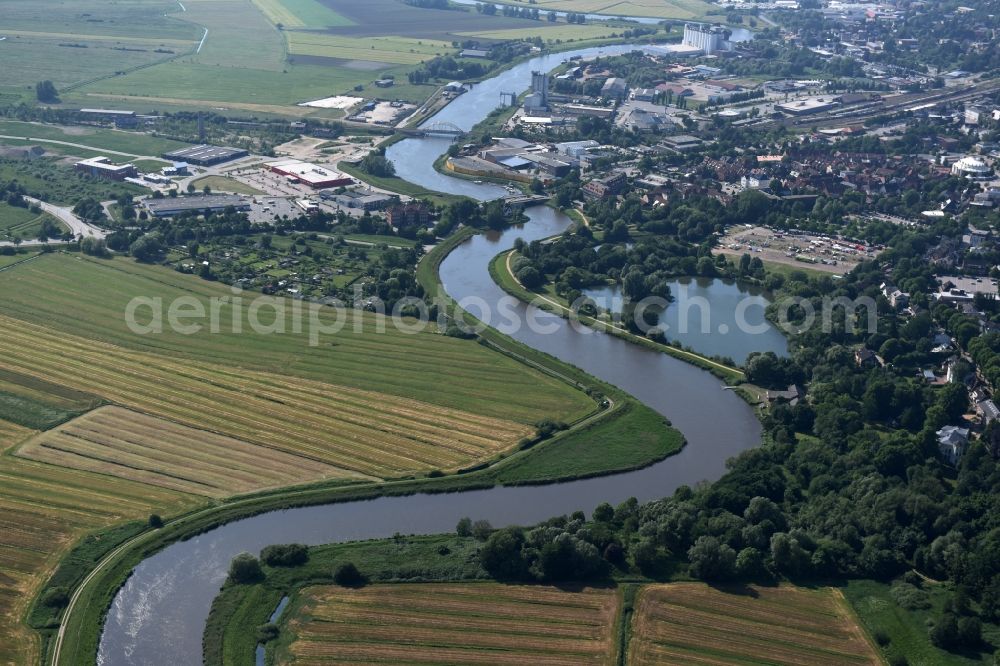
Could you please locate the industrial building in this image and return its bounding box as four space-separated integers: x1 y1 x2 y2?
144 194 250 217
775 98 835 115
682 23 733 55
74 156 137 181
524 71 550 112
79 108 138 128
267 159 354 189
162 144 249 166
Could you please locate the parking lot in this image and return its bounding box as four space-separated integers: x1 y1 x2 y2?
716 225 882 275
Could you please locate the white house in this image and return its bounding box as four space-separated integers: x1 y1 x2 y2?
936 425 969 464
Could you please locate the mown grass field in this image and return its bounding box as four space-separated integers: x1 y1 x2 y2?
0 423 197 665
0 367 100 430
629 583 879 665
17 406 368 496
0 313 536 478
0 254 592 426
279 583 619 664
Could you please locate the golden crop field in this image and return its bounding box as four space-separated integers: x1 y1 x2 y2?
0 437 196 664
286 33 452 65
0 315 532 479
281 583 620 665
17 406 364 497
629 583 879 666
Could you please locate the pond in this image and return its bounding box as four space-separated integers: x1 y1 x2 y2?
582 277 789 364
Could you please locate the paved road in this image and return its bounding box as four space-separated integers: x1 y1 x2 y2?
0 197 111 248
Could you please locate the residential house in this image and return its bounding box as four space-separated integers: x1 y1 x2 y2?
977 399 1000 425
936 425 969 464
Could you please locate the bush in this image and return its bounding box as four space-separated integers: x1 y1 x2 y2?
872 629 891 646
260 543 308 567
40 587 69 609
455 517 472 537
228 553 263 584
256 623 279 643
471 519 493 541
890 581 930 610
333 562 365 587
148 514 163 528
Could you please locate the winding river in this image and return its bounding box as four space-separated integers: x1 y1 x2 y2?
97 44 762 665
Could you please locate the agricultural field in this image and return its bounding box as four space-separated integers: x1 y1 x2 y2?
0 254 594 426
628 583 879 665
0 367 100 431
278 583 619 664
0 0 200 95
0 313 534 478
0 434 197 664
457 24 627 42
16 406 366 496
286 33 453 65
19 0 651 114
250 0 354 28
487 0 714 20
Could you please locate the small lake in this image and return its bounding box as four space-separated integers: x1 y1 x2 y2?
583 277 789 364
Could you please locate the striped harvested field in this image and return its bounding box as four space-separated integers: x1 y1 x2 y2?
17 406 364 497
0 255 592 426
0 315 532 478
629 583 879 666
0 455 196 664
282 583 620 665
0 419 33 452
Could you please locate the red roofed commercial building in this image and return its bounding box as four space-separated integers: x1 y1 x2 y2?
267 159 354 189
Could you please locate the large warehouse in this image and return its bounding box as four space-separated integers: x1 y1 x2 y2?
144 194 250 217
162 144 249 166
267 159 354 189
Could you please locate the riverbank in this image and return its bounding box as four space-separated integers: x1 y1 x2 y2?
490 246 747 386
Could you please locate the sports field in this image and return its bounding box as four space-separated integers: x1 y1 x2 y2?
629 583 879 665
280 583 619 664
